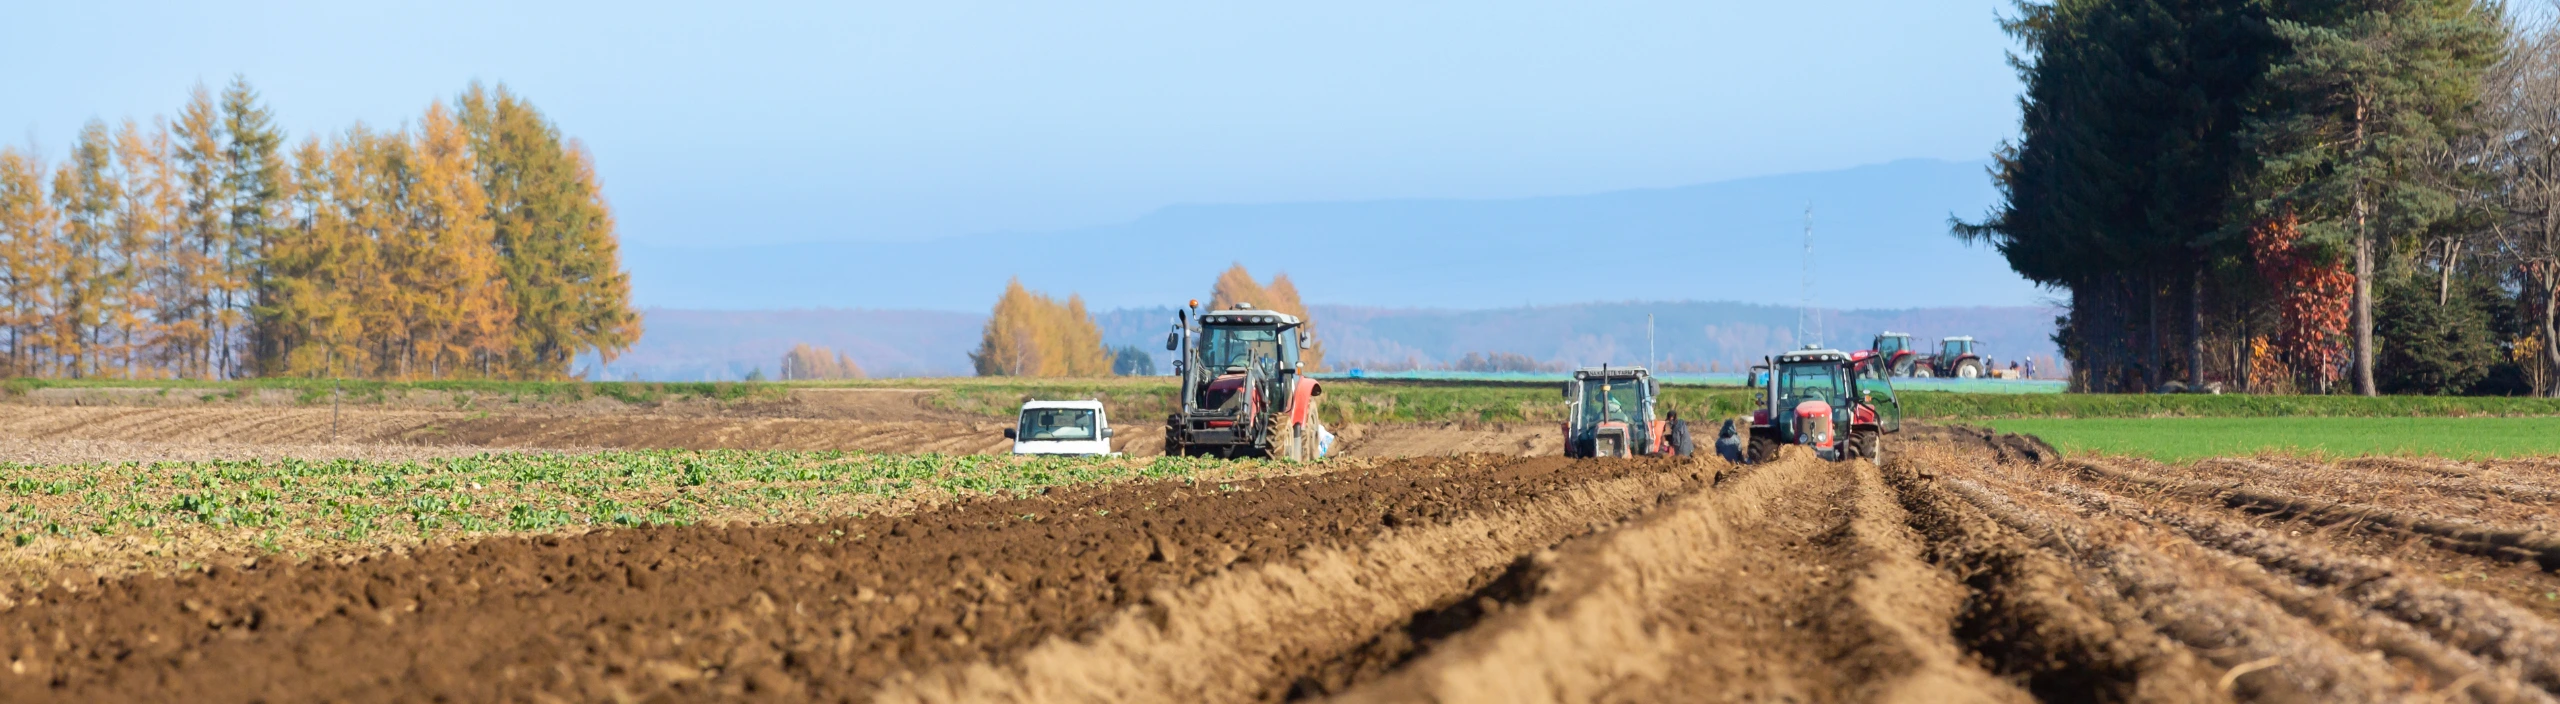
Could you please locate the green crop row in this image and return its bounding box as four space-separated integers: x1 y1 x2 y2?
0 449 1285 587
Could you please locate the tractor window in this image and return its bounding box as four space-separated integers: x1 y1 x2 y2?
1778 364 1845 403
1198 326 1280 376
1278 328 1302 368
1875 336 1907 355
1941 339 1972 358
1580 379 1646 424
1019 409 1098 441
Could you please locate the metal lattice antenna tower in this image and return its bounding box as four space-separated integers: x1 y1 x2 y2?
1798 204 1820 348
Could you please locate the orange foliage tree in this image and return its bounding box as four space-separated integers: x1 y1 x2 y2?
0 78 638 382
1206 263 1325 371
2247 214 2352 391
970 278 1111 377
781 343 865 380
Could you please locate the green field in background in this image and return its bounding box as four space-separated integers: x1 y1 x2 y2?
1984 417 2560 461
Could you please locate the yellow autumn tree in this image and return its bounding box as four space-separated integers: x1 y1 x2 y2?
1206 263 1326 371
401 103 514 378
781 343 864 380
971 278 1111 377
0 147 61 377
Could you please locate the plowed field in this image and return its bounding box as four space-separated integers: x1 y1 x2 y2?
7 429 2560 702
0 389 1557 462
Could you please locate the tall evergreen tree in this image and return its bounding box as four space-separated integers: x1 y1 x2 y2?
1960 0 2277 391
220 76 286 377
2245 0 2505 395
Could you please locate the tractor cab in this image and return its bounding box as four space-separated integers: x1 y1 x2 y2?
1562 366 1667 458
1747 346 1895 463
1918 336 1987 379
1871 332 1917 376
1163 302 1327 459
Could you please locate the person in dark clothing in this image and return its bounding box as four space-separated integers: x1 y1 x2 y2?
1664 411 1695 457
1715 419 1745 463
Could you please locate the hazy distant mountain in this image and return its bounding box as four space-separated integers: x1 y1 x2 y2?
607 301 2061 380
625 158 2035 312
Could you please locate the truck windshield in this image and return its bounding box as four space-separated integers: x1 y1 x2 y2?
1199 326 1280 375
1779 364 1845 403
1580 378 1646 424
1019 409 1098 441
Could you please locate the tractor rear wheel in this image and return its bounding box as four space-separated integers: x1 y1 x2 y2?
1956 360 1983 379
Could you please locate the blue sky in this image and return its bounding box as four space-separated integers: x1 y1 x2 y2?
3 1 2025 252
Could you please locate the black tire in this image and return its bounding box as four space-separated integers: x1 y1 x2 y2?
1853 430 1881 465
1747 435 1781 464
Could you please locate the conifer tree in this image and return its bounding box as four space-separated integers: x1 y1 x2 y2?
970 278 1110 377
0 148 59 376
221 76 286 377
2247 0 2504 395
52 121 121 377
456 83 639 379
169 85 225 379
112 119 178 378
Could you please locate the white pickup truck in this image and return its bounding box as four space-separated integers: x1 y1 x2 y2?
1005 400 1118 456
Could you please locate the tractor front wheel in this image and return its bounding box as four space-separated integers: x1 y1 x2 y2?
1747 434 1781 464
1852 430 1881 465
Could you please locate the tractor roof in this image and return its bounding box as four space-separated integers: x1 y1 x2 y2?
1944 335 1977 342
1877 331 1911 338
1572 366 1651 380
1200 308 1301 327
1777 346 1851 364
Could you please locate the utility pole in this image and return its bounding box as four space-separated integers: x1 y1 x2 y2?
1798 204 1821 348
1647 314 1656 372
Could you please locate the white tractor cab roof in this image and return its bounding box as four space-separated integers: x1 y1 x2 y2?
1943 336 1977 342
1777 346 1852 365
1573 366 1652 379
1198 305 1302 328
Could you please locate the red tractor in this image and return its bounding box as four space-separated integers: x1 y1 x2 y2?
1162 301 1329 460
1911 336 1990 379
1560 365 1672 458
1745 346 1901 463
1869 332 1920 377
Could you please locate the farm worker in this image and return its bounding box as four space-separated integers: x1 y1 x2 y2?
1665 411 1694 456
2025 358 2037 379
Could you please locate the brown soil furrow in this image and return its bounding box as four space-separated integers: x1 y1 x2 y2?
0 455 1686 703
1886 447 2229 702
2184 458 2560 525
2073 459 2560 572
1968 460 2557 703
1325 451 2024 704
2022 474 2560 701
869 461 1703 704
1940 470 2416 701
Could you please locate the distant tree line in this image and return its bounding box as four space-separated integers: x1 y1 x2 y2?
780 343 865 380
0 77 637 381
971 264 1320 378
1963 0 2560 396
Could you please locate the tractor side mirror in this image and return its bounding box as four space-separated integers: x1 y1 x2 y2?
1299 334 1313 350
1165 331 1179 351
1562 382 1573 398
1003 428 1017 440
1101 427 1115 439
